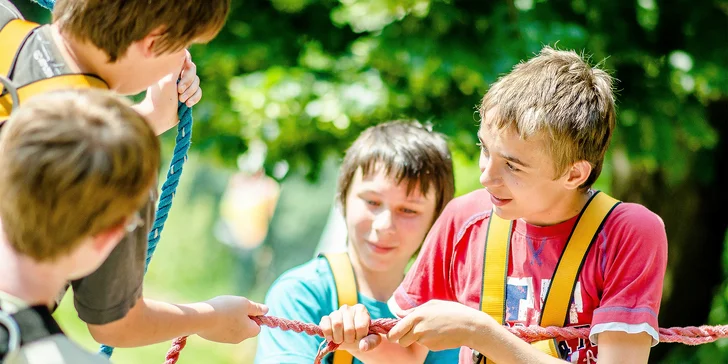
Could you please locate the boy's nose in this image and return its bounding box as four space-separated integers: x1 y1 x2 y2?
371 209 394 233
479 157 501 188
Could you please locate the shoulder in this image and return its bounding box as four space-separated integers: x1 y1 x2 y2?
440 189 492 229
0 0 23 28
264 257 335 311
604 201 667 242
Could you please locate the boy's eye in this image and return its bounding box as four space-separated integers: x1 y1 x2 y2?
477 143 489 155
366 200 380 207
505 162 520 172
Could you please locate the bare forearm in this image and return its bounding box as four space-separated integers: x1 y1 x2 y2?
88 297 216 347
131 100 175 136
469 312 563 364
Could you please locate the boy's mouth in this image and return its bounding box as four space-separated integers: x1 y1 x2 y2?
366 241 397 254
490 194 512 207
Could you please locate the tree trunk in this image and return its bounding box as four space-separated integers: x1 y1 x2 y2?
613 99 728 361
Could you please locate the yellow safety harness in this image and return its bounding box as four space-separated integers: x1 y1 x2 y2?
0 19 108 124
474 191 620 363
320 252 359 364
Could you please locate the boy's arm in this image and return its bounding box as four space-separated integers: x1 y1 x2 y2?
87 295 267 347
133 50 202 135
389 301 651 364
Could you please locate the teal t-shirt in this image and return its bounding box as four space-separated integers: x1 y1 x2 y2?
254 257 459 364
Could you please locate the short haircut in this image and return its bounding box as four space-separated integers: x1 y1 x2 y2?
480 46 616 188
53 0 231 62
337 120 455 219
0 89 161 260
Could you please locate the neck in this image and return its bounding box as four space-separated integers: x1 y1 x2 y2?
347 250 405 302
522 189 593 226
50 24 122 90
0 234 68 307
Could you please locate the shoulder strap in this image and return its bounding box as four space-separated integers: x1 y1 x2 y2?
319 252 357 364
479 212 512 325
476 191 620 363
0 19 39 95
0 305 64 360
0 74 109 123
540 191 620 327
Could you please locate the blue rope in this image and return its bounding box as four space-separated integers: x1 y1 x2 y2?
32 0 193 358
100 105 192 357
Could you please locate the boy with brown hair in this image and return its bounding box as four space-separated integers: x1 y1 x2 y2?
255 121 459 364
0 0 268 349
0 89 160 363
326 47 668 364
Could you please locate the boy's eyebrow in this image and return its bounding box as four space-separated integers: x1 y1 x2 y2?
502 153 531 168
477 134 532 168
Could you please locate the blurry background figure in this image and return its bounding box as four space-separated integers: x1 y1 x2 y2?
218 171 280 250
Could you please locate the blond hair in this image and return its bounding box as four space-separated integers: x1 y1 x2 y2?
0 89 160 261
53 0 230 62
479 46 616 188
337 120 455 220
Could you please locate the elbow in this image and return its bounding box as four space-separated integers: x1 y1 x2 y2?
88 320 135 348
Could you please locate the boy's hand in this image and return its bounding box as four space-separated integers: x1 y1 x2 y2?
136 50 201 135
198 295 268 344
320 304 426 363
389 300 488 351
319 304 373 351
177 50 202 107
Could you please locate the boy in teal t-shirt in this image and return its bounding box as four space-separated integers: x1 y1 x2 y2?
254 121 459 364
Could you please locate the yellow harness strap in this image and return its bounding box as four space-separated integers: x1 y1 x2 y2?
0 20 109 124
475 191 620 363
0 19 38 95
320 252 358 364
0 75 109 123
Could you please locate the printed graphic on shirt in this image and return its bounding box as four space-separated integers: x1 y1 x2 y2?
505 277 597 363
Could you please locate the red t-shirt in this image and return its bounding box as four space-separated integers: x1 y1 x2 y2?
391 189 668 363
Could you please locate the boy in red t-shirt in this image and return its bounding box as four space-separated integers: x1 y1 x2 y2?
321 46 668 364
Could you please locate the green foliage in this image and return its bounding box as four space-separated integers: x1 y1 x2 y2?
190 0 726 191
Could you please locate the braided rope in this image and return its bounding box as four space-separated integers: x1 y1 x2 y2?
164 316 728 364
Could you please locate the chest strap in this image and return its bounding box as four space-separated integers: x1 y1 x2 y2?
320 252 358 364
0 19 109 124
0 305 64 361
475 191 620 363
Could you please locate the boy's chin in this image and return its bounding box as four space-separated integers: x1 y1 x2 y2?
493 206 519 220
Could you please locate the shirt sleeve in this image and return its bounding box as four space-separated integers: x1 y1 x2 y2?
69 190 155 325
389 200 460 315
0 0 23 28
254 268 330 364
590 203 668 346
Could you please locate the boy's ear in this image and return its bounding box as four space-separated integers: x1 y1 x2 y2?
563 160 592 190
138 27 166 58
91 222 126 253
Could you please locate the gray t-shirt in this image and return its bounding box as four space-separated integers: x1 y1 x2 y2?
0 0 155 325
0 292 110 364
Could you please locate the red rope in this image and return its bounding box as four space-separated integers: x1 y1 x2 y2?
163 316 728 364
